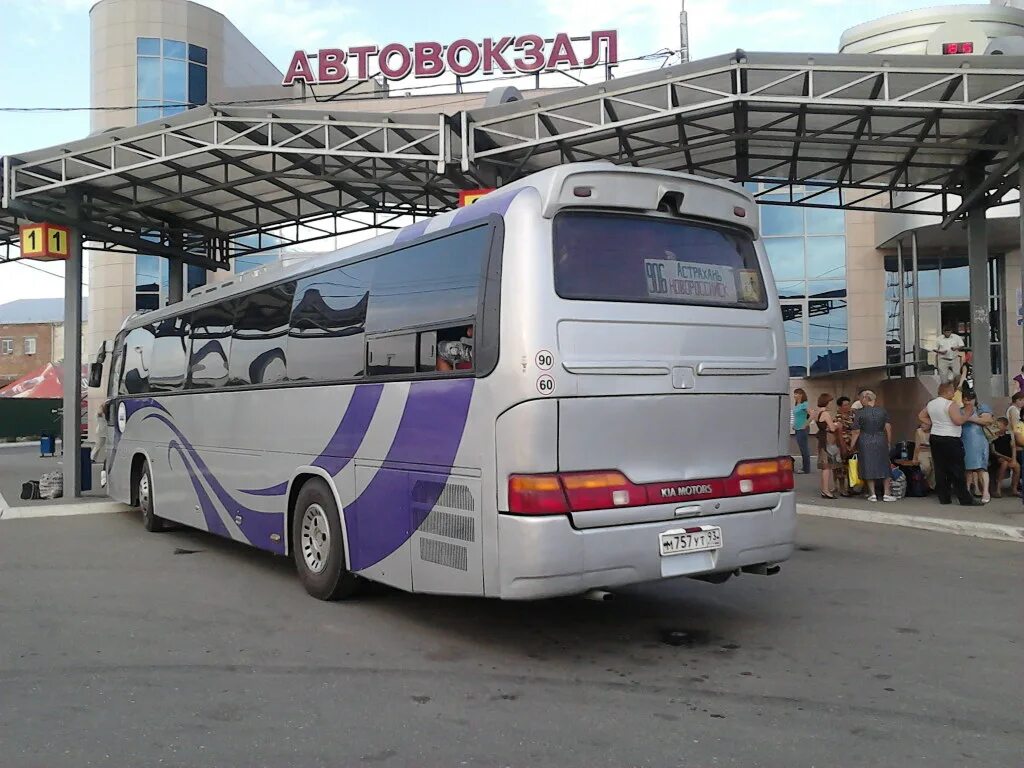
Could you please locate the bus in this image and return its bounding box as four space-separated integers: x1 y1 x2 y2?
100 162 795 601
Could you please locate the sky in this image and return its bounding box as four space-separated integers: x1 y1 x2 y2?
0 0 961 303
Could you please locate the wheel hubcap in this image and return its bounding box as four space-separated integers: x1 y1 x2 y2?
300 504 331 574
139 473 150 513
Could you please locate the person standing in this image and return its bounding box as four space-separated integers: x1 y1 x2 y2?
834 396 855 495
960 391 994 504
792 388 810 474
913 420 935 491
919 381 977 505
815 393 840 499
850 390 894 502
933 327 965 384
1013 366 1024 394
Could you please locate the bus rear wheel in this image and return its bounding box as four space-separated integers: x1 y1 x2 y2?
292 478 359 601
136 459 170 532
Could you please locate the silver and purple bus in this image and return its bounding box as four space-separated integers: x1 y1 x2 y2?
102 162 795 600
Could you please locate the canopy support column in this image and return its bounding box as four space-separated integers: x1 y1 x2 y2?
896 239 905 371
62 197 84 497
912 230 921 369
1019 161 1024 373
167 233 184 305
967 193 992 403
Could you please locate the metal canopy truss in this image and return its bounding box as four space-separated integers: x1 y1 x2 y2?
3 52 1024 266
462 52 1024 216
2 106 454 268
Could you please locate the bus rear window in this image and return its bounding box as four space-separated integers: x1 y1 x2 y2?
553 212 767 309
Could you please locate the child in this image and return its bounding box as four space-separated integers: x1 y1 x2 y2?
912 420 934 490
991 417 1020 498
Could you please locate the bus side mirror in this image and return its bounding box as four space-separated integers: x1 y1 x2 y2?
88 363 103 389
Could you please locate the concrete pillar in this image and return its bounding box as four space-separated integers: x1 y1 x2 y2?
967 201 992 403
63 199 84 497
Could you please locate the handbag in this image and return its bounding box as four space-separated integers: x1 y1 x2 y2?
847 453 861 488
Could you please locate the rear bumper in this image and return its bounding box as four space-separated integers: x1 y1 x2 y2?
496 492 796 599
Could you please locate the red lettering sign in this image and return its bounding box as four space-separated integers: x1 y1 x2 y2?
280 31 618 85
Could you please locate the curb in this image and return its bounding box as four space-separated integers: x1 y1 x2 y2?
797 503 1024 543
0 501 129 521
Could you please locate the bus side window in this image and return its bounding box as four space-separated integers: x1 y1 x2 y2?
288 262 373 383
188 302 234 389
120 326 155 395
366 333 416 376
229 282 295 386
149 316 191 392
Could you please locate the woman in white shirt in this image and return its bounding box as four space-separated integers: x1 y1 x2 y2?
918 382 977 506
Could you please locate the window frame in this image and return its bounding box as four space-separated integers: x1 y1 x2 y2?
113 215 505 398
24 336 37 355
0 338 13 355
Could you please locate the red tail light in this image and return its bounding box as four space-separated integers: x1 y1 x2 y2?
560 471 645 511
508 474 569 515
730 457 794 495
506 457 793 516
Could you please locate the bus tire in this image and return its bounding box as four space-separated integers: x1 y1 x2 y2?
136 459 169 533
292 478 359 601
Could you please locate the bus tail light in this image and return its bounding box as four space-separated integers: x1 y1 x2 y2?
560 471 645 511
505 458 793 516
731 457 794 494
508 474 569 515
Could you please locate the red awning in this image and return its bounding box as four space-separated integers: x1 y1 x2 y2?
0 363 87 399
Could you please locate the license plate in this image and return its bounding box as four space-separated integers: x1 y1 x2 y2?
659 526 723 557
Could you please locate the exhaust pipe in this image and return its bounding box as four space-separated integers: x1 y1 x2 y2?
582 589 613 602
741 563 781 576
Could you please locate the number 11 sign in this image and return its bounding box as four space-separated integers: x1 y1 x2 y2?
19 222 71 261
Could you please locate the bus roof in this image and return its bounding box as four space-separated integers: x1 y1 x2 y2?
120 163 753 333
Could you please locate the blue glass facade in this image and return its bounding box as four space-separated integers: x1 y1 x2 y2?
758 188 848 377
135 39 210 308
136 38 208 123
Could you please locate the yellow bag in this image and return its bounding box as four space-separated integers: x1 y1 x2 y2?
847 454 861 488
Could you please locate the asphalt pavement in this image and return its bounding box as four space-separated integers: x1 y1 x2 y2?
1 510 1021 767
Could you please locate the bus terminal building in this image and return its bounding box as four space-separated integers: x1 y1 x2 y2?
6 0 1024 496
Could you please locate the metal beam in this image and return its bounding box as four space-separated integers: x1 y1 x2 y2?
941 135 1024 228
6 200 226 271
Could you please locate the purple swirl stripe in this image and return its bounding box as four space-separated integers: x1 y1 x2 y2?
142 412 286 553
344 378 474 571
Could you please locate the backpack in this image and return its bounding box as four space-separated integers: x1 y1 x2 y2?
904 465 929 497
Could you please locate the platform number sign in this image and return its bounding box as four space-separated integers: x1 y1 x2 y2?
19 222 71 261
458 188 496 207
